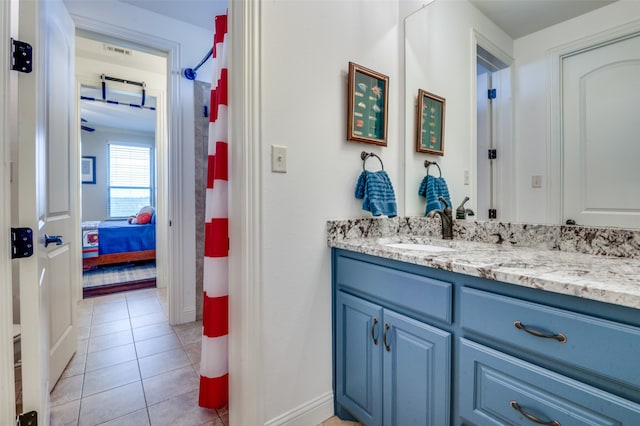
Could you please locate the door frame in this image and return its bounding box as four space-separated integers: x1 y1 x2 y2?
70 13 181 322
1 0 17 422
547 20 640 224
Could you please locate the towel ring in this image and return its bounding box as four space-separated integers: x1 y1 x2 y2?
361 151 384 171
424 160 441 177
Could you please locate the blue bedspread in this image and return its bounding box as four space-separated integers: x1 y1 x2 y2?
98 220 156 255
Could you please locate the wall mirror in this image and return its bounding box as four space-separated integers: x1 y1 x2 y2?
404 0 640 229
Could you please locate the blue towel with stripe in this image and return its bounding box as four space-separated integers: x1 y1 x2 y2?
418 175 452 215
355 170 397 217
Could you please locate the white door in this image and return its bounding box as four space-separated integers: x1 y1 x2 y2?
15 0 77 423
477 71 491 220
1 1 18 423
563 33 640 227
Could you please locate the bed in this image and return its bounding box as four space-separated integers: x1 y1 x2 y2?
82 220 156 269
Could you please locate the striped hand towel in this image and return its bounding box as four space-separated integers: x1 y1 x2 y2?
355 170 397 217
418 175 452 215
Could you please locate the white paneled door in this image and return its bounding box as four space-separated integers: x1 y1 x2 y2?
13 0 78 424
563 33 640 228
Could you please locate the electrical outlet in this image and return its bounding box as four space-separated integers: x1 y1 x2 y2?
531 175 542 188
464 170 470 185
271 145 287 173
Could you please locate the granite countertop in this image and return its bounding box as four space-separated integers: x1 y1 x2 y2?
327 218 640 310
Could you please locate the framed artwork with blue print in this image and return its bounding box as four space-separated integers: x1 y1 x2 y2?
82 156 96 184
416 89 445 156
347 62 388 146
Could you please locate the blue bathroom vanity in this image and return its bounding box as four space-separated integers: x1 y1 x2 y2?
328 219 640 426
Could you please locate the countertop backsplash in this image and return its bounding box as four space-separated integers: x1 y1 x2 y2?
327 217 640 260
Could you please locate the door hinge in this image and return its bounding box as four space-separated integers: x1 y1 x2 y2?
11 227 34 259
11 39 33 74
488 209 497 219
488 149 497 159
488 88 497 99
17 410 37 426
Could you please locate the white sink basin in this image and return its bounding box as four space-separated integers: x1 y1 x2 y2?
384 242 456 253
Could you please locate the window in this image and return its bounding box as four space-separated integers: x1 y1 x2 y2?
108 144 153 218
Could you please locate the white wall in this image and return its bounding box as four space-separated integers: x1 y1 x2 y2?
80 128 154 221
259 1 421 423
513 1 640 224
404 0 513 217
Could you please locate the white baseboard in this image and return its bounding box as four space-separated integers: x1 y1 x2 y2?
264 391 334 426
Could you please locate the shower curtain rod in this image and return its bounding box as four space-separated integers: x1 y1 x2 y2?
184 47 213 80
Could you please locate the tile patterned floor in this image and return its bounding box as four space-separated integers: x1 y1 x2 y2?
49 288 227 426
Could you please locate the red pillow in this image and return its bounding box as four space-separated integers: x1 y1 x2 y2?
129 206 154 225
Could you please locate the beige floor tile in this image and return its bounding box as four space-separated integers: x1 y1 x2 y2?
127 299 163 317
130 311 168 329
49 398 80 426
82 359 141 397
88 329 133 353
132 322 174 342
77 325 90 340
76 338 89 356
78 381 146 426
91 307 130 325
60 351 86 379
135 332 182 358
321 417 362 425
91 318 131 338
50 374 83 407
143 367 200 406
183 341 202 365
85 343 137 372
147 390 220 426
138 347 191 379
99 408 150 426
172 321 203 346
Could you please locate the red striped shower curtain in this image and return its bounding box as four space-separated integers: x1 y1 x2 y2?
199 13 229 409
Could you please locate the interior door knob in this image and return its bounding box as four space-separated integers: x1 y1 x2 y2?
44 234 63 247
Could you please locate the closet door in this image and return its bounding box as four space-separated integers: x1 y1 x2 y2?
563 33 640 227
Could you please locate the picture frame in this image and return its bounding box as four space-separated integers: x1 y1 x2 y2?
347 62 389 146
82 156 96 184
416 89 445 155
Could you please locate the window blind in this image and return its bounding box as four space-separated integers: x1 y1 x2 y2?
108 144 152 218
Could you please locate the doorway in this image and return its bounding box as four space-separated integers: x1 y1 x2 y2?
476 42 513 221
75 34 167 302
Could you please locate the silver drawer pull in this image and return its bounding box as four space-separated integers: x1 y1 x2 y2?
514 321 567 343
510 400 561 426
371 316 379 345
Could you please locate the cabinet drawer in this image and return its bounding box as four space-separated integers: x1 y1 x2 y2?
460 287 640 390
336 255 452 324
460 339 640 425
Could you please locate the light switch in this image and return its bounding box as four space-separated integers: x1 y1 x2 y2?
531 175 542 188
464 170 470 185
272 145 287 173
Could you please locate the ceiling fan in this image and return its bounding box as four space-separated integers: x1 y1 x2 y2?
81 118 95 132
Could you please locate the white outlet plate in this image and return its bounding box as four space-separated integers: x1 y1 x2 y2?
272 145 287 173
464 170 470 185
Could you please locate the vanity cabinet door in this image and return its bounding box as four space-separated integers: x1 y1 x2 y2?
336 291 383 425
383 310 451 426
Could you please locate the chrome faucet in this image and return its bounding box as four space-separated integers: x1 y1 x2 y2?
427 196 453 239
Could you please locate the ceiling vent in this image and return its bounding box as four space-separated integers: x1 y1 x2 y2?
103 44 133 56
